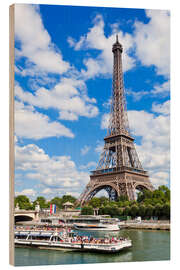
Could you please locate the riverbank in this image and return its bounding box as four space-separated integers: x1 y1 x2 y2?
120 220 170 230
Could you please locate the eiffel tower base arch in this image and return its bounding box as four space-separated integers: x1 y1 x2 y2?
77 169 154 207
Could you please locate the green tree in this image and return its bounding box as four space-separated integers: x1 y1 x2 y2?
145 204 154 218
15 195 32 210
129 205 139 218
107 206 121 217
152 190 164 200
50 197 63 210
61 195 76 204
137 189 153 203
99 196 109 206
102 206 112 215
108 201 118 208
117 195 129 202
165 190 170 201
88 197 101 208
162 203 170 219
154 203 163 218
158 186 170 202
33 196 47 209
81 206 94 215
158 185 169 193
137 191 144 203
123 206 130 216
138 204 146 218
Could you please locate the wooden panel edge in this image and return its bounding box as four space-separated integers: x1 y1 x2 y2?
9 3 15 266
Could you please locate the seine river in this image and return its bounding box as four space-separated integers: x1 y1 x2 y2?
15 229 170 266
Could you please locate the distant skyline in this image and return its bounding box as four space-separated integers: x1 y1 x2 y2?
14 4 170 200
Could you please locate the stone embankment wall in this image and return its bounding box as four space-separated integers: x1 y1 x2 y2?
120 220 170 230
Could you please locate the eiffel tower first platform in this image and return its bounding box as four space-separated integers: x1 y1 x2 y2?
77 35 154 206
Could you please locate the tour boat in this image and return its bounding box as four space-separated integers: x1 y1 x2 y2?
14 230 132 253
73 217 120 231
73 222 120 231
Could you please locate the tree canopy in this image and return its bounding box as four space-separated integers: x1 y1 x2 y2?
81 186 170 219
15 195 32 210
14 185 170 220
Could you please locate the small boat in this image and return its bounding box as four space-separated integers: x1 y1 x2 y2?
14 230 132 253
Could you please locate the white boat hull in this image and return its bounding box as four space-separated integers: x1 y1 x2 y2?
15 239 132 253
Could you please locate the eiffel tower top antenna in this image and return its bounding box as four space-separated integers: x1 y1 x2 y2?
107 34 130 139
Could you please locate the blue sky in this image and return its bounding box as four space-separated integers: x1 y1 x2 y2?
14 4 170 201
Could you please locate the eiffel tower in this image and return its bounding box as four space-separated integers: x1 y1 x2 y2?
77 35 154 206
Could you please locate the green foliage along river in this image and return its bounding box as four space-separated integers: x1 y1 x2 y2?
15 229 170 266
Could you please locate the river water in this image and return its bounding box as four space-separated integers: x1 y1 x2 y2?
15 229 170 266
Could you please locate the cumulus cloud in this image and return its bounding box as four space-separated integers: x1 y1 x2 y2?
80 145 90 156
128 109 170 149
152 100 170 115
127 80 170 101
15 142 90 198
15 189 37 198
15 100 74 139
134 9 170 77
128 103 170 187
68 14 135 79
95 141 104 154
151 80 170 96
80 161 97 170
15 4 69 75
15 79 99 122
101 113 110 129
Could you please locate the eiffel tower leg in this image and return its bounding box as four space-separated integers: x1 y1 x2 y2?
119 183 127 198
104 186 118 201
127 182 136 201
118 182 135 201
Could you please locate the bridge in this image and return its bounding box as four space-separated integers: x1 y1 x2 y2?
14 209 40 223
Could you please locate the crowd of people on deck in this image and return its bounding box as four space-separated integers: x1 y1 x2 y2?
15 225 127 245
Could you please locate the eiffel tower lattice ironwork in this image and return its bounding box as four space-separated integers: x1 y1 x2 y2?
77 35 154 206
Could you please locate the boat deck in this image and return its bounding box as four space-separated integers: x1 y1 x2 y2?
14 230 132 253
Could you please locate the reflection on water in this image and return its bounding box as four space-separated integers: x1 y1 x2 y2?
15 229 170 266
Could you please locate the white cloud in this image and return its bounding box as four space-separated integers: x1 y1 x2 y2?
150 172 169 189
15 4 69 75
126 88 149 101
15 189 37 197
41 188 54 195
95 141 104 154
15 78 99 121
15 142 90 198
15 100 74 139
81 145 90 156
128 109 170 149
127 79 170 101
42 188 80 199
151 80 170 95
134 9 170 77
80 161 97 170
128 102 170 187
152 100 170 115
68 10 170 80
101 113 110 130
68 14 135 79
